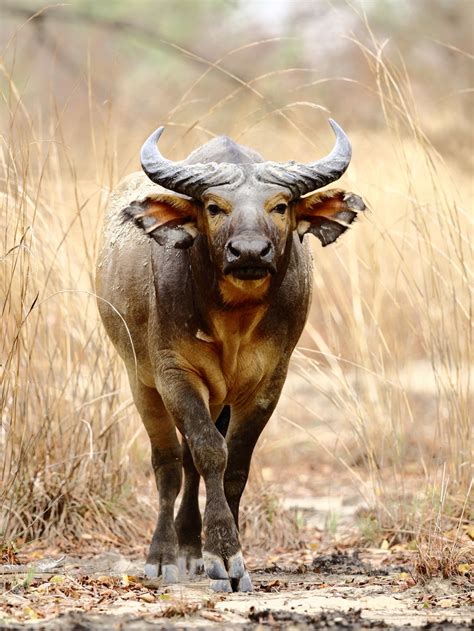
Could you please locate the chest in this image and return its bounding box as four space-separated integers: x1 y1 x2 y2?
180 311 280 406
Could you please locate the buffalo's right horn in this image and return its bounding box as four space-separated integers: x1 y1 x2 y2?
140 127 240 198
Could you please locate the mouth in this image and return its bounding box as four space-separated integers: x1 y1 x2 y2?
229 267 271 281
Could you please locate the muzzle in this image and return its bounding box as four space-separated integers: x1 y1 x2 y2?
224 235 276 280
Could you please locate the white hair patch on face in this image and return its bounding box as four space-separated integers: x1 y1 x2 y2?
297 220 311 236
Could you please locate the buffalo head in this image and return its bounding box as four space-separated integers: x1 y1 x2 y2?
125 121 365 292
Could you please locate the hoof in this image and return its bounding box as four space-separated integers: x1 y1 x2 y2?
143 563 178 584
162 564 179 585
232 571 253 592
210 578 232 593
177 556 186 577
178 556 204 577
144 563 158 579
189 557 204 576
203 552 228 580
227 551 245 579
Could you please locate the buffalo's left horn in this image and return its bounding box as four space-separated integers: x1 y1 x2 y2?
254 119 352 198
140 127 240 198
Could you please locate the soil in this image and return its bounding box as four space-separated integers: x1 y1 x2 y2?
1 546 472 630
1 480 473 629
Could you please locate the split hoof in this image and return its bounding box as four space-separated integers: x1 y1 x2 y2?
144 563 158 579
189 557 204 576
232 571 253 592
203 552 228 580
162 564 179 585
227 551 245 579
143 562 178 584
210 578 232 593
178 556 204 577
177 556 186 576
203 548 248 592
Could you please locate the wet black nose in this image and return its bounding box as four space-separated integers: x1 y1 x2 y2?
226 237 273 263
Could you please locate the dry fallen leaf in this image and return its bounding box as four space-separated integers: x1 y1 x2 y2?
438 598 456 608
119 592 136 601
200 611 223 622
95 575 115 586
159 593 172 600
23 606 39 620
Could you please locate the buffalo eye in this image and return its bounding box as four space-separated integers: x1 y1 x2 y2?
207 203 225 217
272 203 288 215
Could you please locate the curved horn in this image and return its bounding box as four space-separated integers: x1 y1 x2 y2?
254 119 352 198
140 127 241 198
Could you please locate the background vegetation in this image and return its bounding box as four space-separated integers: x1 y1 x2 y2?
1 0 472 574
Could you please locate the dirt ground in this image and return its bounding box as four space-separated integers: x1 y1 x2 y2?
1 490 473 630
1 548 473 630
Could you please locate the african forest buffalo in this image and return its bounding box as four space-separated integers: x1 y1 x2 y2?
96 120 365 592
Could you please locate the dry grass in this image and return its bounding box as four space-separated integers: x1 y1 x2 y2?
257 23 473 571
240 488 305 552
0 42 139 543
0 4 472 578
415 532 473 581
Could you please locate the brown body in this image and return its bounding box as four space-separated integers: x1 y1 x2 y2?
96 127 364 592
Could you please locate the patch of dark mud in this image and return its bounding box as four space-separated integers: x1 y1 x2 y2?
310 550 406 576
253 551 408 578
248 607 385 628
247 607 473 630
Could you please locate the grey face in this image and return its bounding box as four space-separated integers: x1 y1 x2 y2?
200 179 293 281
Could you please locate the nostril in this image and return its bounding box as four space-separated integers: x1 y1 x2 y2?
228 242 241 258
260 242 272 258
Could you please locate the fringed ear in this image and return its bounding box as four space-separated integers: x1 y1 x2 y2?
123 193 199 249
295 189 365 246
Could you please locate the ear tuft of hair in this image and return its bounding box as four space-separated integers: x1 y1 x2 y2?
298 190 366 246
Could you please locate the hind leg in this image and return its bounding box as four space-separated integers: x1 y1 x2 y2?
129 376 182 583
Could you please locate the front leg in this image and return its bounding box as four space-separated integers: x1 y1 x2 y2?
157 362 244 592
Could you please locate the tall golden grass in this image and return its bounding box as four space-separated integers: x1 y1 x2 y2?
1 7 472 571
272 34 473 530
